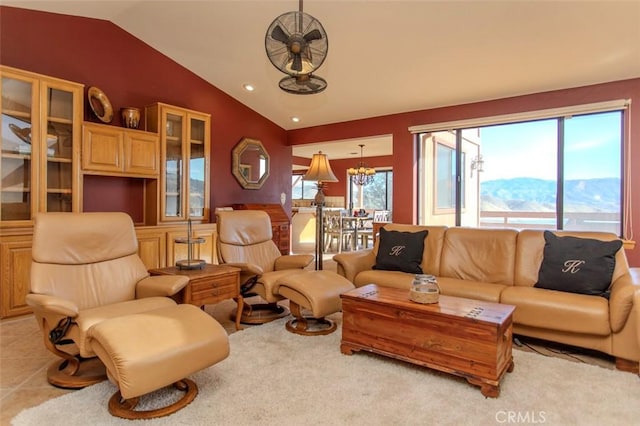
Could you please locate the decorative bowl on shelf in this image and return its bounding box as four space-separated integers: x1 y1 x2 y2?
8 123 58 153
87 86 113 123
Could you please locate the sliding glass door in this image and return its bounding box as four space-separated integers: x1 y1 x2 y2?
419 110 623 234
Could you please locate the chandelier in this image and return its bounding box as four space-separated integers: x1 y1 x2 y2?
348 144 376 186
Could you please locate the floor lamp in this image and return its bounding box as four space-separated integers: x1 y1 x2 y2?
303 151 338 270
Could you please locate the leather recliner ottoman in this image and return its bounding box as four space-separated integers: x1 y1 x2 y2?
274 270 355 335
88 304 230 419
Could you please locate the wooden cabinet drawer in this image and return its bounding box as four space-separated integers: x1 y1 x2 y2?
190 274 238 300
149 264 240 309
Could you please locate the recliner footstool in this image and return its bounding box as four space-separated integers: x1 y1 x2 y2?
274 270 355 335
88 304 230 419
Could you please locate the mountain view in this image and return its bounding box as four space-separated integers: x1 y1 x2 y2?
480 177 621 212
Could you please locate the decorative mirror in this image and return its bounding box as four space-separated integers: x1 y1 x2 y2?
232 137 270 189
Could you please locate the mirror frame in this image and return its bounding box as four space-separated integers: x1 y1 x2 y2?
232 137 270 189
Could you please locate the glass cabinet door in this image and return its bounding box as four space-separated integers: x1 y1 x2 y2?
188 116 207 219
146 102 210 224
1 66 82 226
162 111 185 220
1 73 38 223
42 83 76 213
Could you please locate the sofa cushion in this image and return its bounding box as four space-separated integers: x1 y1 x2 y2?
440 227 518 285
501 286 611 336
535 231 622 297
354 269 415 289
373 228 428 274
437 277 505 303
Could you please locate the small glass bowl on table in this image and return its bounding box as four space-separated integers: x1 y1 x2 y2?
409 274 440 304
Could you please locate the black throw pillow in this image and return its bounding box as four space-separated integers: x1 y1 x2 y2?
373 228 428 274
534 231 622 297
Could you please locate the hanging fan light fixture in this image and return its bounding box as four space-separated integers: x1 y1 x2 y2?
265 0 328 94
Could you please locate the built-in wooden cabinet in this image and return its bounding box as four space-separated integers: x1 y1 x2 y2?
167 227 217 267
82 122 159 177
135 227 168 270
0 68 222 319
1 66 83 227
145 103 210 224
0 233 33 318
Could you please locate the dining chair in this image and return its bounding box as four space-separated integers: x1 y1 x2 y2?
323 210 354 252
362 210 391 247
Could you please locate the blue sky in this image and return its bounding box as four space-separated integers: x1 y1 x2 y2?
479 111 622 182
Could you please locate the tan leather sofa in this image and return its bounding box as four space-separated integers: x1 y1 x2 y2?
333 224 640 372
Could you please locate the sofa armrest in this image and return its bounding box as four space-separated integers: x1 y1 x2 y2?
275 254 314 270
609 268 640 333
25 293 79 318
333 250 376 283
135 275 190 298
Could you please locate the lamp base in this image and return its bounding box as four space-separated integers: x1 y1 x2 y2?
314 185 326 270
176 259 205 270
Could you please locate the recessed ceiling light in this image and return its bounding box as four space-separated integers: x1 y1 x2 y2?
291 116 300 123
242 83 255 92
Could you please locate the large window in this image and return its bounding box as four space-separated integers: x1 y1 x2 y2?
291 173 318 200
417 106 625 235
435 143 466 211
349 169 393 212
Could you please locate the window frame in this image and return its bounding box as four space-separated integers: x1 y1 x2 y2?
348 168 393 212
415 103 627 236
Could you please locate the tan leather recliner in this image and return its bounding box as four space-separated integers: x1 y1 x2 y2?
216 210 313 324
27 212 191 389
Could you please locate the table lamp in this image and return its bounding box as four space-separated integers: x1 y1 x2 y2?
303 151 338 270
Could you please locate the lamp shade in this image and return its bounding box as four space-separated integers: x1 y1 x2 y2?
303 151 338 183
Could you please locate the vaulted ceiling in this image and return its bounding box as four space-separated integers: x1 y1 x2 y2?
4 0 640 159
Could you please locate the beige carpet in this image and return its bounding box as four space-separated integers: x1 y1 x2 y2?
12 313 640 426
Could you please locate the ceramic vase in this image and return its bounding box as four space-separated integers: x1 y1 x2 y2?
121 107 141 129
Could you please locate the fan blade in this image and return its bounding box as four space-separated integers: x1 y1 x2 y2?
291 54 302 72
271 25 289 44
304 29 322 42
295 76 319 90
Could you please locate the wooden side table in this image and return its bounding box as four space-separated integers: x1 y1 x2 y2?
149 264 243 330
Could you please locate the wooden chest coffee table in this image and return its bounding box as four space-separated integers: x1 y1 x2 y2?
340 284 515 397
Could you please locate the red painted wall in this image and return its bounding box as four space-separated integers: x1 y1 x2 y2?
0 6 290 222
289 81 640 266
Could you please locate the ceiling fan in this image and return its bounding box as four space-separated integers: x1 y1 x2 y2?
265 0 328 94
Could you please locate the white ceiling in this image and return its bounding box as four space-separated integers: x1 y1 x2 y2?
4 0 640 160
